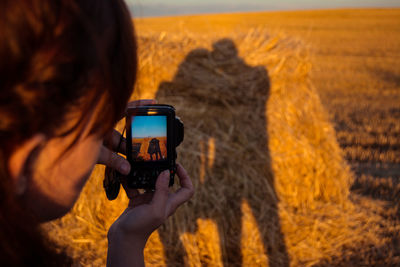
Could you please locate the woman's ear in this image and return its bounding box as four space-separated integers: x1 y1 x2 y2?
8 134 46 195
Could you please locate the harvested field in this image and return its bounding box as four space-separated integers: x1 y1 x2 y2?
44 9 400 266
132 137 167 161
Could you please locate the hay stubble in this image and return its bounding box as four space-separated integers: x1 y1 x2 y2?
43 12 397 266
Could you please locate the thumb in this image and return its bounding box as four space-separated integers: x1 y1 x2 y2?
151 170 170 215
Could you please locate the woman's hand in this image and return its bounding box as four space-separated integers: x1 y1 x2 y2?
107 164 194 267
97 99 156 174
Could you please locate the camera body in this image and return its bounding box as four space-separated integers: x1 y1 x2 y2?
126 104 183 189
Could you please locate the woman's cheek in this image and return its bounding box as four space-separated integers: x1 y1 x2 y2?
32 136 102 216
72 137 103 188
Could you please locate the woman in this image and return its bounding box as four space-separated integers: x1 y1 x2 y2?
0 0 194 266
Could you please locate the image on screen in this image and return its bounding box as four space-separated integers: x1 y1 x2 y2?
131 115 167 162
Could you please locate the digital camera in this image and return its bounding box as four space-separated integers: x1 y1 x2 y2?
125 104 183 189
103 104 183 200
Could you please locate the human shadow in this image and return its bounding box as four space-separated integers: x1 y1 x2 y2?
156 38 290 266
148 138 162 161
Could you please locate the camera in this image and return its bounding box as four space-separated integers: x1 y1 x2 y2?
103 104 184 200
126 104 184 189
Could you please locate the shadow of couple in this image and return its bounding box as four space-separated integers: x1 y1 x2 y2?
155 38 290 267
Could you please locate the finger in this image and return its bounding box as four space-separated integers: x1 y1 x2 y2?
97 146 131 175
103 129 127 155
176 164 194 190
150 170 170 216
166 164 194 216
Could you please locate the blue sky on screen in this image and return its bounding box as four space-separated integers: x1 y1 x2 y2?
131 116 167 138
126 0 400 17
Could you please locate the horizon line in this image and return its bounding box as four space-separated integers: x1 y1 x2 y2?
129 6 400 19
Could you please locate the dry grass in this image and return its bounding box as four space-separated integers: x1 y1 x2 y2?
44 9 400 266
132 137 167 161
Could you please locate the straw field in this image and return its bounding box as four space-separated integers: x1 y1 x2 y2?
44 9 400 266
132 137 167 161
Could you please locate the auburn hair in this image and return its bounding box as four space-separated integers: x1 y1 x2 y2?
0 0 137 264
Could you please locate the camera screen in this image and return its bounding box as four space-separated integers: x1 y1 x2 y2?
131 115 167 162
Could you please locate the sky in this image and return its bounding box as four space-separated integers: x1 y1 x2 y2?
126 0 400 17
131 116 167 138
